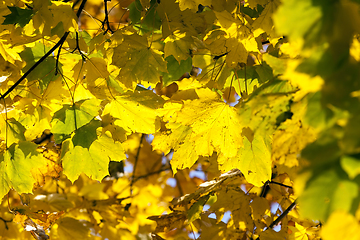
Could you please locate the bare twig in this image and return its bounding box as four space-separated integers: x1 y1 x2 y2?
255 199 297 239
133 167 171 182
269 181 293 189
269 199 297 229
102 0 114 34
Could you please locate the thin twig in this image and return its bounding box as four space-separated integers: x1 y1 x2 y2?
133 168 171 182
70 31 86 60
0 0 88 100
269 181 293 189
255 199 297 240
0 217 11 230
130 134 145 195
102 0 114 34
269 199 297 229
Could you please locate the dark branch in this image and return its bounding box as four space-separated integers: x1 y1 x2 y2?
268 199 297 229
269 181 293 189
0 0 87 100
70 31 86 60
255 199 297 240
102 0 114 34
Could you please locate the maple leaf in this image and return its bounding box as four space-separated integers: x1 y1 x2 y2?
19 42 58 91
2 6 33 28
32 1 78 36
0 142 47 198
207 11 259 67
51 98 100 142
112 34 167 90
103 90 165 135
164 30 193 62
0 118 26 146
154 88 244 174
229 134 271 187
210 188 254 231
62 123 126 182
252 0 281 37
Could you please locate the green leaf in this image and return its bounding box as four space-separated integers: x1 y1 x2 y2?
62 145 103 183
142 0 161 30
2 6 33 27
112 34 167 89
72 120 101 148
273 0 322 44
304 92 346 131
0 142 46 198
128 0 143 24
19 42 59 91
51 98 100 138
255 62 273 84
299 168 359 221
162 55 192 85
1 118 26 147
263 54 287 76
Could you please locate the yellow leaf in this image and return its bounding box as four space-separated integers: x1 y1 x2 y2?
50 217 91 240
221 134 271 187
288 222 309 240
350 36 360 62
0 41 22 63
164 30 193 62
321 211 360 240
280 60 324 99
178 0 212 12
174 88 243 158
155 88 244 173
79 183 109 200
252 0 281 37
148 211 187 233
84 57 110 83
210 188 253 230
103 90 165 134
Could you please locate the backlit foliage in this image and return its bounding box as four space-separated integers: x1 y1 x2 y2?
0 0 359 239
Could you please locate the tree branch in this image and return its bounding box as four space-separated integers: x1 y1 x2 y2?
255 199 297 239
0 0 88 100
102 0 114 34
269 199 297 229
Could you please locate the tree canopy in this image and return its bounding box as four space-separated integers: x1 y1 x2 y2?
0 0 360 239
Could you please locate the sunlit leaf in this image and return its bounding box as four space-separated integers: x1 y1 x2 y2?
103 90 165 134
0 142 46 198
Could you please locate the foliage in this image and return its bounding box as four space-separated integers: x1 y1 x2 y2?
0 0 359 239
